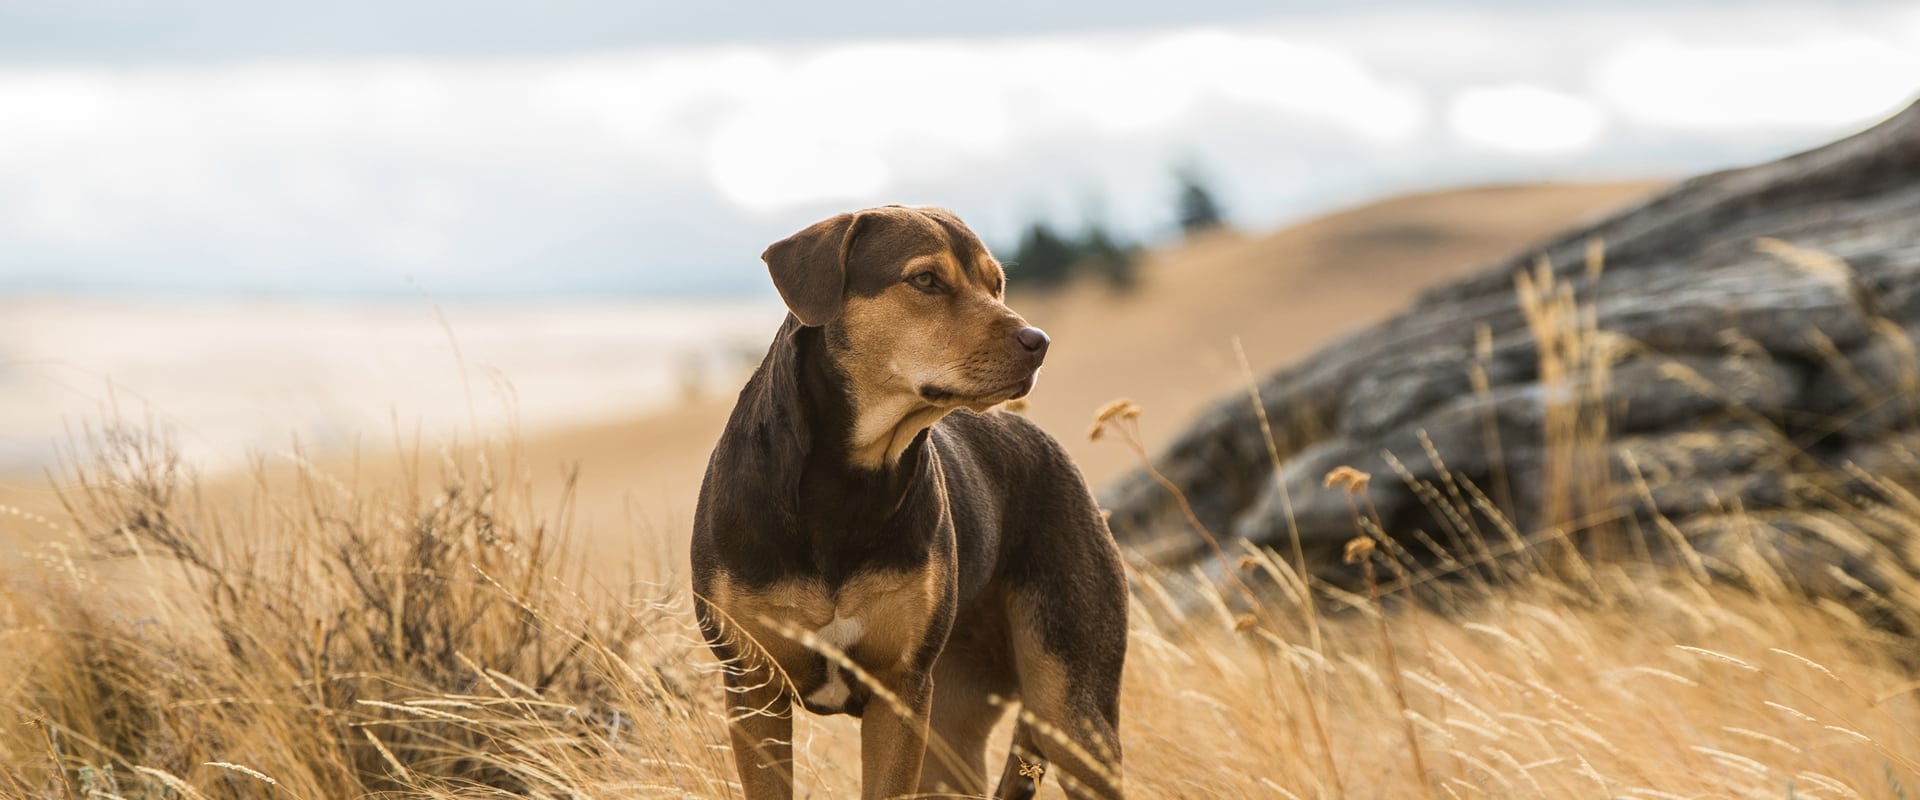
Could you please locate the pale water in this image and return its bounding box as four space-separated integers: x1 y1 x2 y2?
0 296 784 473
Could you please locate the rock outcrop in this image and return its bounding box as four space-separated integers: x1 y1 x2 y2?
1103 100 1920 615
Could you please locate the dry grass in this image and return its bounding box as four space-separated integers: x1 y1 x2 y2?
6 244 1920 797
0 428 724 798
4 425 1917 799
3 421 1917 799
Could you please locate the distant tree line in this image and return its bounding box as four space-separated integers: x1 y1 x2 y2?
1003 166 1225 293
1005 220 1141 291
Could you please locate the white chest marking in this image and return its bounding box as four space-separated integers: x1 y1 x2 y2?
804 614 865 711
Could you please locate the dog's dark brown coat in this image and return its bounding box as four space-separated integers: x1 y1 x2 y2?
692 206 1127 799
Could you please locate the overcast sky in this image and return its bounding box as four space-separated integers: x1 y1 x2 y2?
2 1 1917 297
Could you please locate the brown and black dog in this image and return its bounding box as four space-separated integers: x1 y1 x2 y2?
691 206 1128 799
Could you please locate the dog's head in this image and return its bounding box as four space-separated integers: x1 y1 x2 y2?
764 205 1047 427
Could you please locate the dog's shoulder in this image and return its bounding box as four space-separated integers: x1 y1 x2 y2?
930 408 1088 502
935 407 1068 461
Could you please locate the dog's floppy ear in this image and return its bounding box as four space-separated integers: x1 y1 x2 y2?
763 212 864 327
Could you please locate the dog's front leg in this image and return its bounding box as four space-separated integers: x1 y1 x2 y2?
860 671 933 800
725 669 795 800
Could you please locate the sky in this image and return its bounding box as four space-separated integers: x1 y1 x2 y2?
2 1 1918 298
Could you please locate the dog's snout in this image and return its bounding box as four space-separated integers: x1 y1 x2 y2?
1014 326 1050 364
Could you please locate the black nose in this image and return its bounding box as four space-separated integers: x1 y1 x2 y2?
1015 326 1050 363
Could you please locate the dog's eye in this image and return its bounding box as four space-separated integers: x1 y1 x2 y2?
907 272 941 291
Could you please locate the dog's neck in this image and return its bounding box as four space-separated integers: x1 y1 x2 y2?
843 390 950 471
731 316 953 537
765 319 953 472
798 327 952 473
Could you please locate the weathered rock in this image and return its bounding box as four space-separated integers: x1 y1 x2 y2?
1104 100 1920 608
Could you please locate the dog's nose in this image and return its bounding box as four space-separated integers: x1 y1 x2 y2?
1014 326 1050 364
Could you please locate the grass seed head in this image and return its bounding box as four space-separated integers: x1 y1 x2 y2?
1324 465 1371 494
1089 398 1144 441
1343 535 1377 565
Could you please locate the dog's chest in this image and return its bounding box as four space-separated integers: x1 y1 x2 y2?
709 565 946 714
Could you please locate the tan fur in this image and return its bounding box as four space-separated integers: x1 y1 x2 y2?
708 572 829 682
838 565 946 668
1008 594 1073 735
919 655 1007 795
833 246 1028 470
861 682 933 800
1009 592 1124 799
708 573 804 797
708 565 946 697
842 567 947 800
723 677 794 798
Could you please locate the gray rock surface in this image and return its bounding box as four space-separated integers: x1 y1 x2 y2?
1102 100 1920 614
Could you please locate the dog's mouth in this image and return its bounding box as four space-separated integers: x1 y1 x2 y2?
1006 372 1039 399
918 372 1038 405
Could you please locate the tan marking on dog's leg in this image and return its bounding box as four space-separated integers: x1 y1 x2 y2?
828 565 947 798
1007 599 1124 800
918 655 1007 797
725 665 795 800
860 669 933 800
705 573 837 800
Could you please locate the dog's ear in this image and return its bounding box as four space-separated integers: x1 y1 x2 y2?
763 212 863 327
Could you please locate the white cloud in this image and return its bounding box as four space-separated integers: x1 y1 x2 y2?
1594 34 1920 130
0 7 1915 293
1132 30 1427 145
700 31 1424 210
704 41 1017 211
0 28 1431 225
1448 84 1604 154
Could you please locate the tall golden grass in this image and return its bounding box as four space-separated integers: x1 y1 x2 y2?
6 257 1920 798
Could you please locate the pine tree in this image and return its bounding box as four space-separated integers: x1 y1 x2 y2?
1009 222 1074 287
1176 168 1225 237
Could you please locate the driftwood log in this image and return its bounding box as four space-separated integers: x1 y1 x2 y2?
1103 99 1920 619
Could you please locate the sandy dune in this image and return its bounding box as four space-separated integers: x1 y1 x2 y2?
1 181 1659 573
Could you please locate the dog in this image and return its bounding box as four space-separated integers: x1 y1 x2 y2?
691 206 1128 799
